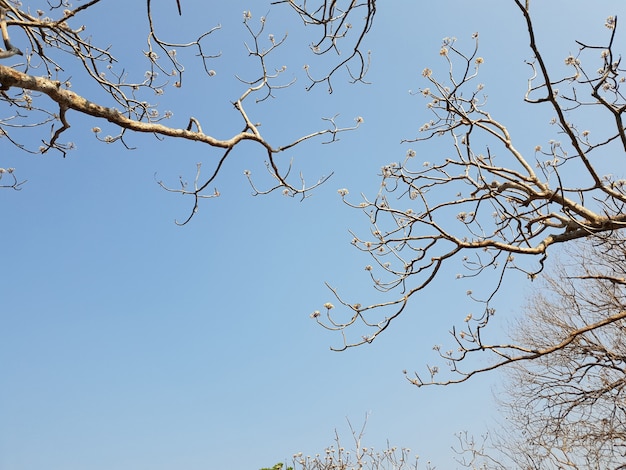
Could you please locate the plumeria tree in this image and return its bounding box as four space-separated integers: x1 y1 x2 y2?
314 0 626 385
262 418 423 470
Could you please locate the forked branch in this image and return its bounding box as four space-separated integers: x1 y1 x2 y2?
314 3 626 387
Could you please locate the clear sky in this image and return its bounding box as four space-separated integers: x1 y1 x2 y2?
1 1 624 469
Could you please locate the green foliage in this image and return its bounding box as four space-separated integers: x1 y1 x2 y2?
260 463 293 470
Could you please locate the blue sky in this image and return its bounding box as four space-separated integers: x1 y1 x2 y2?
1 1 624 469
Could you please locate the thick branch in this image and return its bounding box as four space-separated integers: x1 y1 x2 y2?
0 64 261 148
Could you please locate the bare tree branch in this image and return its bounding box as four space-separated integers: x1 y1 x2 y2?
0 165 24 189
314 3 626 384
0 0 366 221
272 0 376 93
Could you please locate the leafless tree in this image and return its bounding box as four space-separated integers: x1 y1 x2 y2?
315 0 626 385
448 235 626 469
0 0 374 222
500 237 626 469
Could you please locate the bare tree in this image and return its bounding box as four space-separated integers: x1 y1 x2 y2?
0 0 374 221
499 237 626 469
447 236 626 469
315 0 626 385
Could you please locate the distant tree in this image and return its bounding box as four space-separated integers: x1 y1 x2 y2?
0 0 373 221
315 0 626 385
448 235 626 469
